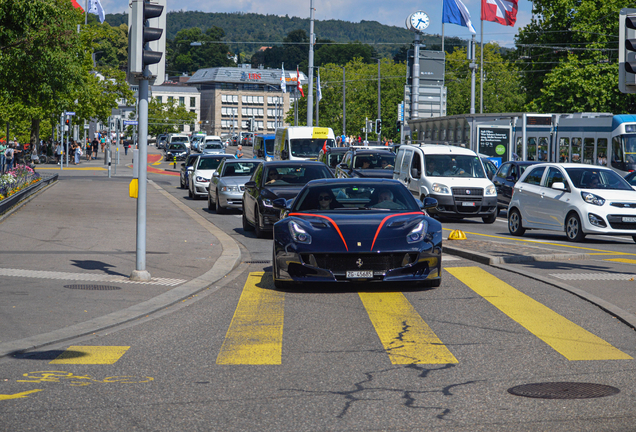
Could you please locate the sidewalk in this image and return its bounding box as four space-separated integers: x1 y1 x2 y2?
0 153 240 357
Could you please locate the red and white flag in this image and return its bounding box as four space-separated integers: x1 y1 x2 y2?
296 66 305 98
71 0 84 10
481 0 518 26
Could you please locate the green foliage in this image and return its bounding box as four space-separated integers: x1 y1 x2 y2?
167 26 234 75
143 99 198 137
445 43 524 115
288 58 406 142
94 23 128 70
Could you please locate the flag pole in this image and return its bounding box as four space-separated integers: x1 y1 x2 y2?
85 0 88 25
480 20 484 114
442 23 445 53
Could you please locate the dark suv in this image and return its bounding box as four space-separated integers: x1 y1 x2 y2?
317 146 349 174
334 148 396 179
180 153 201 189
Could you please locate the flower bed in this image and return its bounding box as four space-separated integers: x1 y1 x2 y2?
0 164 41 201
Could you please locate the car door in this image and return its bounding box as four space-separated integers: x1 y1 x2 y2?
493 162 511 207
212 159 225 194
243 163 263 224
515 166 546 226
538 166 570 229
407 149 422 198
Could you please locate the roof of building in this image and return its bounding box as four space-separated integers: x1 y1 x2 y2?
187 66 305 87
150 85 199 94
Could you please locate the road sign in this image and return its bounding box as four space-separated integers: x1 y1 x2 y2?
65 111 76 116
123 120 139 126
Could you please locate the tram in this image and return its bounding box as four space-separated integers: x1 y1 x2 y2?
408 112 636 174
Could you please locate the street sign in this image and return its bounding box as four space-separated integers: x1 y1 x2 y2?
65 111 76 116
124 120 139 126
84 125 89 129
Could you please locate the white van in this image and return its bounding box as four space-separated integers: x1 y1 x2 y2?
273 126 336 161
167 133 191 150
394 144 498 223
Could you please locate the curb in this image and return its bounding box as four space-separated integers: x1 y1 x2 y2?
0 174 59 223
443 245 590 265
0 179 241 358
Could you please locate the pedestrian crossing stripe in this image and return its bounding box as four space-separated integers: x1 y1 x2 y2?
447 267 632 361
49 346 130 364
216 272 284 365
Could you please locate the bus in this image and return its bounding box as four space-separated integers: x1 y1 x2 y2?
273 126 336 161
408 113 636 174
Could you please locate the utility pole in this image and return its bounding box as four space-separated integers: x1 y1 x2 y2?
377 59 381 141
469 35 476 115
307 0 315 126
342 66 346 136
411 33 420 123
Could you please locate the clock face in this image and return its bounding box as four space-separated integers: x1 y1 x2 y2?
410 11 429 31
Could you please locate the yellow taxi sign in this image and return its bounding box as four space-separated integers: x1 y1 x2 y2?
312 127 329 139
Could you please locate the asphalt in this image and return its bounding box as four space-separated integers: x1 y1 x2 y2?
1 146 636 359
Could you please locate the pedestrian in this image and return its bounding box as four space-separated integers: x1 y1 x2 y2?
74 142 82 165
85 139 92 161
0 140 6 173
55 142 62 164
100 134 106 153
235 145 244 158
92 137 99 159
124 140 129 156
4 143 15 171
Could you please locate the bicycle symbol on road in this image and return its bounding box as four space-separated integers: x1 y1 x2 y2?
17 371 154 387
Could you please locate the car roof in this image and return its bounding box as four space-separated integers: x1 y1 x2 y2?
405 144 477 156
325 147 349 153
527 162 614 170
306 178 403 186
262 160 328 167
352 149 394 155
197 153 234 158
225 158 263 163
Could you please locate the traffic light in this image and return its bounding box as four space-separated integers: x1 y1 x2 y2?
128 0 166 85
396 120 401 133
245 119 251 131
620 8 636 93
65 119 70 126
251 117 256 132
375 119 382 134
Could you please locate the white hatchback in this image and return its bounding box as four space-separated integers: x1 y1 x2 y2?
508 163 636 242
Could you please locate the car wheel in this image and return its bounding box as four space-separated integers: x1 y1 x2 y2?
482 213 497 224
180 176 184 189
273 246 291 290
508 209 525 236
188 184 193 199
207 192 214 211
216 191 225 214
632 235 636 243
242 207 254 231
254 206 265 238
565 212 586 242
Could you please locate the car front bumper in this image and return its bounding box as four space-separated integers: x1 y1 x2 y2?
218 190 245 209
193 181 210 197
428 193 498 218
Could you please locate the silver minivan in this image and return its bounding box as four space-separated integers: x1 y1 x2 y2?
393 144 498 223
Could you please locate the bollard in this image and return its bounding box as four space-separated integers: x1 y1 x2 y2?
173 155 176 169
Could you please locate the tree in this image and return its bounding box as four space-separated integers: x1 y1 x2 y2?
144 99 197 137
167 27 234 75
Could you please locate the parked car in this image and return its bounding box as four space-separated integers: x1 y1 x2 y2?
481 157 498 180
492 161 540 212
208 159 263 213
180 153 201 189
164 143 189 161
271 178 442 289
200 138 226 155
334 148 396 179
156 134 168 149
317 146 349 175
242 160 334 237
188 154 235 199
508 163 636 242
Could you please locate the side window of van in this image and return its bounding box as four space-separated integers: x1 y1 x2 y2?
411 151 422 178
394 150 404 174
400 150 411 176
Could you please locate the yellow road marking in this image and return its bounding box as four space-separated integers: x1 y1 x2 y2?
0 390 42 401
604 258 636 264
359 292 458 364
152 162 162 166
447 267 632 361
217 272 284 365
442 228 634 256
37 167 107 171
49 346 130 364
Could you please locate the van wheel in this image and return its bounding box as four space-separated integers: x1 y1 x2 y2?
565 213 586 242
482 213 497 224
508 209 525 236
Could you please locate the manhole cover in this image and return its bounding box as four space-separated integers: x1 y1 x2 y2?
64 284 122 291
508 382 620 399
243 260 271 264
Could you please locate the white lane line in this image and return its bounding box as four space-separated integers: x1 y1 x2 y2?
0 268 186 286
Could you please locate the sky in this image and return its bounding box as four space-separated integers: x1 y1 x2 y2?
95 0 533 48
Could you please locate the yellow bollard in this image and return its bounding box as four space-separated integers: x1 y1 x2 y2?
129 178 138 198
173 155 176 169
448 229 467 240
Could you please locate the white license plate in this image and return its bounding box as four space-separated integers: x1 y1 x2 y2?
622 216 636 223
346 270 373 278
461 202 476 206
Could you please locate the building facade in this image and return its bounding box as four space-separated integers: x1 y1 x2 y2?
187 64 304 136
149 85 201 133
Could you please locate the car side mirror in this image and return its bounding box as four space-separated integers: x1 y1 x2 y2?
281 150 289 159
411 168 421 178
244 180 256 190
421 197 438 210
181 163 185 167
187 166 194 171
552 182 567 191
257 150 263 157
340 163 349 170
212 171 220 178
272 198 288 210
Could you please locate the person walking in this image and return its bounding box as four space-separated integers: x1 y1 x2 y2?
91 137 99 159
55 142 62 164
0 140 6 173
85 139 92 161
124 139 129 156
74 142 81 165
4 143 15 171
235 145 244 158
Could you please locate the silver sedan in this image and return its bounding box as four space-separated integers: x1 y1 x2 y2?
208 159 263 213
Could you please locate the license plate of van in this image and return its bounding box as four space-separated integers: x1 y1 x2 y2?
461 202 476 207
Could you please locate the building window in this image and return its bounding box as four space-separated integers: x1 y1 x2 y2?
190 97 196 108
156 96 162 103
168 96 174 104
179 97 185 106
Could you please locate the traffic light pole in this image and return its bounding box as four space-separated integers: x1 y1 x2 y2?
131 72 151 282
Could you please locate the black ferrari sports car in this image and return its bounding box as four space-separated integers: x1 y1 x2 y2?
272 178 442 289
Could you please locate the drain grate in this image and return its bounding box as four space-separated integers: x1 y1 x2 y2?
64 284 122 291
243 260 271 264
508 382 620 399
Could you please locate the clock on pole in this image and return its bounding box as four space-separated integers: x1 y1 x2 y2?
406 11 430 33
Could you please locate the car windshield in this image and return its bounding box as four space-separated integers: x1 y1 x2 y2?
223 162 260 176
290 139 336 158
168 144 187 151
352 153 396 170
171 137 188 143
294 183 418 212
197 157 225 170
264 165 333 187
265 139 275 154
565 168 633 190
203 142 223 150
327 152 345 168
425 155 486 178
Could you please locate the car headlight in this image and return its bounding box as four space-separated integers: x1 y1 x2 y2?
484 184 497 196
432 183 450 194
407 221 427 243
289 220 312 244
581 191 605 206
221 185 239 192
262 198 273 207
195 176 209 183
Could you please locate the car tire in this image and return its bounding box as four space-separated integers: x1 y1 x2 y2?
180 176 184 189
242 207 254 231
632 235 636 243
207 192 214 211
273 246 291 290
482 213 497 224
216 191 225 214
508 208 525 236
188 185 193 199
254 206 265 238
565 212 586 242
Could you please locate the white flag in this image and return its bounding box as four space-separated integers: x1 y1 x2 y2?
88 0 106 23
317 69 322 103
280 65 287 93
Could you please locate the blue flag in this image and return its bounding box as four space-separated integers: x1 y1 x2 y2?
442 0 476 34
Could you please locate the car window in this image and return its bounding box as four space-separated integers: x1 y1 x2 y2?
545 167 566 188
352 153 395 169
197 157 224 170
565 168 633 190
263 165 332 186
425 154 486 178
203 142 224 150
168 144 187 150
327 152 345 168
522 167 546 185
224 161 260 176
496 163 510 178
294 183 418 212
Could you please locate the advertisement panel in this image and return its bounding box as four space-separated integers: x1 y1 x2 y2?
477 125 511 167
